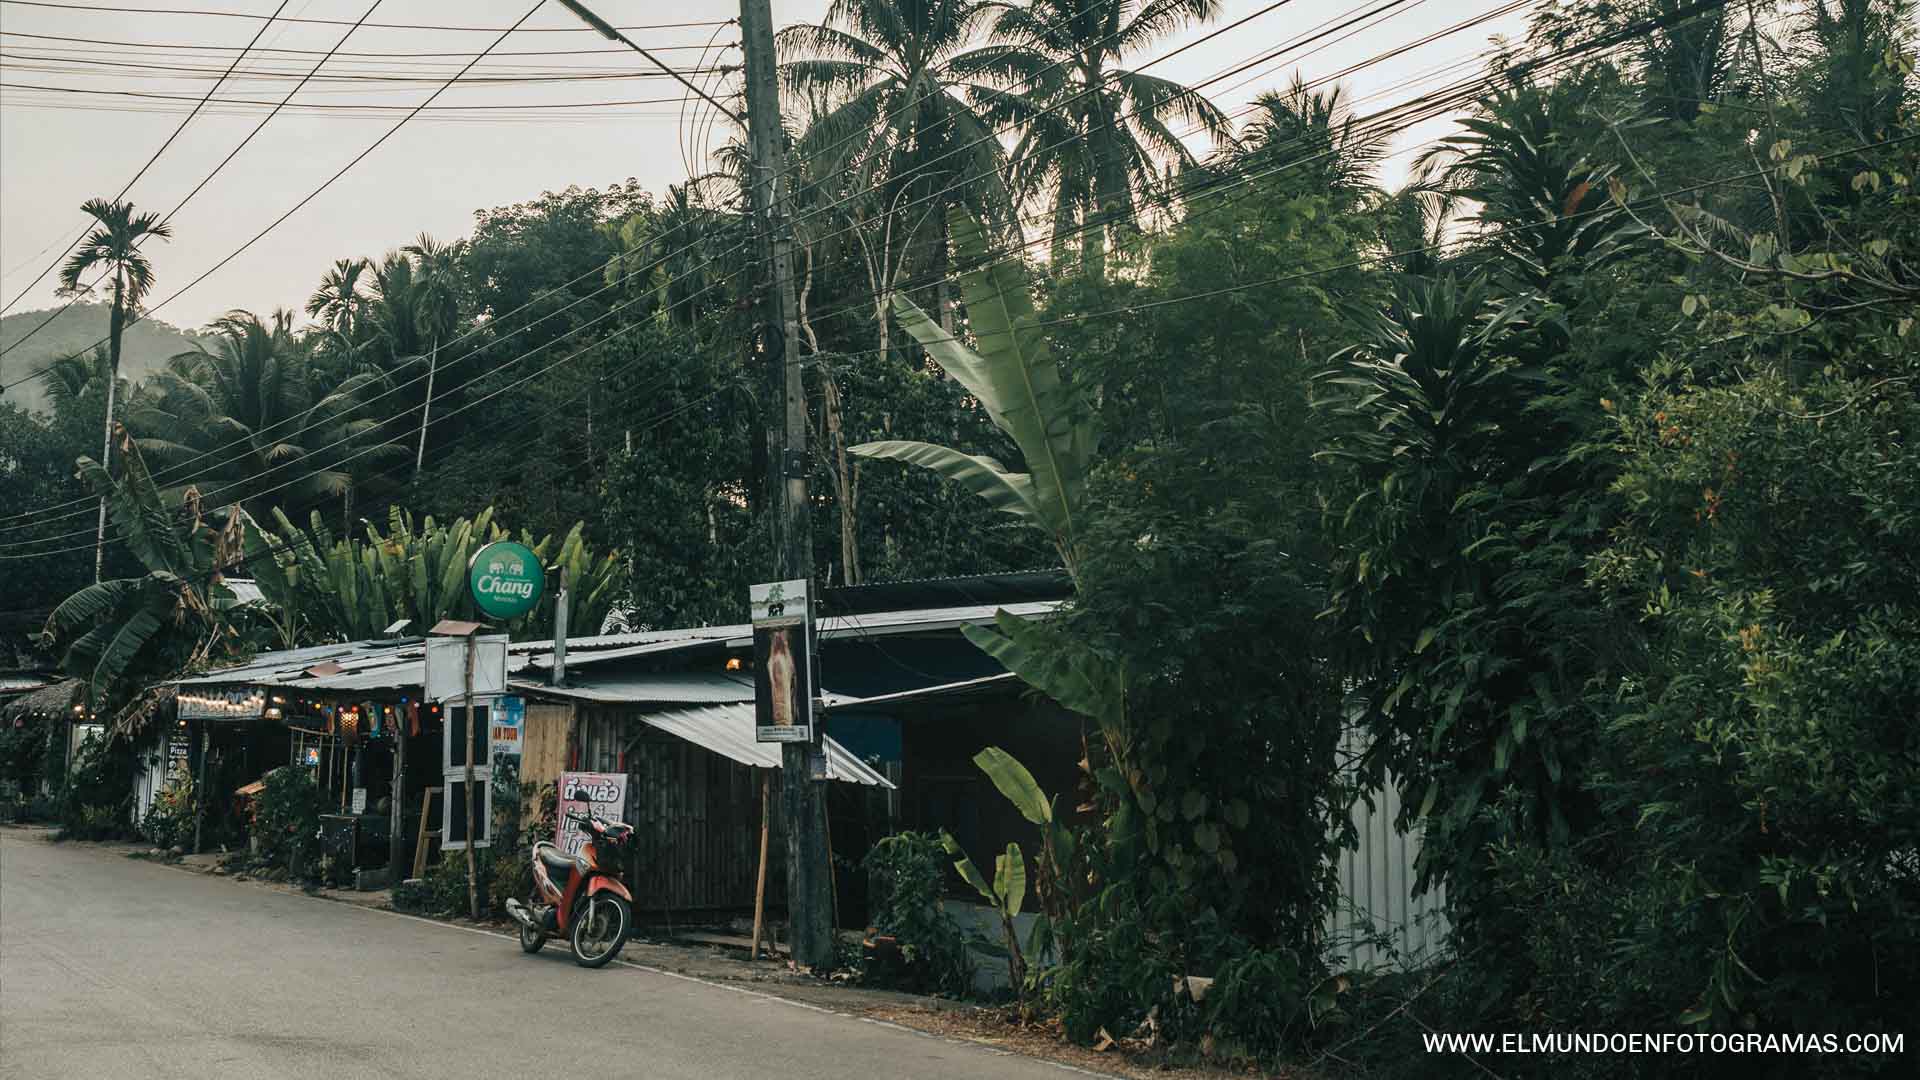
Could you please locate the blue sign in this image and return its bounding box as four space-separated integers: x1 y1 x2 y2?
491 695 524 757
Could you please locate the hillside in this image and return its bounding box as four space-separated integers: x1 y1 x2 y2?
0 302 206 414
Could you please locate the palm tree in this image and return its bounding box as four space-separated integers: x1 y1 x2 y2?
39 345 116 414
780 0 1013 334
401 233 464 479
977 0 1230 276
128 311 395 517
56 197 172 582
306 257 371 337
1213 78 1381 208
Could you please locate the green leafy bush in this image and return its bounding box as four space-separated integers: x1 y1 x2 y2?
139 776 195 850
864 831 974 995
53 732 135 840
253 766 321 874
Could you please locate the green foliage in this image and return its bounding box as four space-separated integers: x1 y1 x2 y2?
41 429 271 717
252 766 322 874
253 503 622 642
52 731 135 840
856 212 1097 577
139 775 196 851
863 831 975 995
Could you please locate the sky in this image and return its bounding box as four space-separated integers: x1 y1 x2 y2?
0 0 1533 344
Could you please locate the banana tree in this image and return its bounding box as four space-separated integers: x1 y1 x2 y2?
852 211 1094 580
252 505 623 643
42 426 259 721
941 831 1028 995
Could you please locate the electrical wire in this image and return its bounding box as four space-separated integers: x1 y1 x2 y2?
0 0 1643 530
0 1 728 33
0 1 546 379
0 0 291 318
3 0 1635 530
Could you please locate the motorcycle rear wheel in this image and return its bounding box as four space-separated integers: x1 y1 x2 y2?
519 919 547 954
570 894 630 968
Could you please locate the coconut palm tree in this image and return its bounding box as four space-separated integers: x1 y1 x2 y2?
56 197 172 581
129 311 395 518
976 0 1230 276
1213 78 1382 208
780 0 1015 338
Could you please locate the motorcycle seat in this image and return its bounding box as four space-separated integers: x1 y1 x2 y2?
534 842 584 879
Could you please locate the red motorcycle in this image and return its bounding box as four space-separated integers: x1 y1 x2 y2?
506 804 635 968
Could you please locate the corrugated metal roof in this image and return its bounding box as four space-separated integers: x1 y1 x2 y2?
630 702 893 787
0 674 55 694
176 640 419 687
222 578 266 605
509 672 757 705
824 672 1024 711
522 600 1061 672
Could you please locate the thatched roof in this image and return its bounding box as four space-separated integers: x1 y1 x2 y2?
1 678 79 723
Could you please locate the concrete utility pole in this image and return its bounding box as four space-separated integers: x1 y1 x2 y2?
739 0 833 970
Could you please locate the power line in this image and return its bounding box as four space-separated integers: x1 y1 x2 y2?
0 1 728 32
0 0 391 362
0 0 291 317
0 1 546 381
0 0 1576 526
0 0 1743 538
0 80 732 110
0 29 734 56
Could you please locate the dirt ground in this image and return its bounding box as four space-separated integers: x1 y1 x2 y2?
7 827 1281 1079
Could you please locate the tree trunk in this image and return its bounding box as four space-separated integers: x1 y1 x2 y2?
823 375 858 586
94 272 125 583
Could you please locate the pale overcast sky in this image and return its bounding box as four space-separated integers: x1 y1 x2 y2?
0 0 1530 336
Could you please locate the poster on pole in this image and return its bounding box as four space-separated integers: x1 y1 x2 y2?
556 772 628 856
751 579 813 743
491 695 524 758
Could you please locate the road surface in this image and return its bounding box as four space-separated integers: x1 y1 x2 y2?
0 831 1086 1079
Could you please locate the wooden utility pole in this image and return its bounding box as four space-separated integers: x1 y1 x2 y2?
389 702 406 881
739 0 832 970
462 629 478 920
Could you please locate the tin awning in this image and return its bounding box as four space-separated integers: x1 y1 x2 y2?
629 703 893 788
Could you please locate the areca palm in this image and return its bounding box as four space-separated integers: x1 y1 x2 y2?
56 196 172 581
977 0 1230 276
306 257 371 337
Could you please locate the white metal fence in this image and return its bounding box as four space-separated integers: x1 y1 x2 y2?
1326 731 1451 971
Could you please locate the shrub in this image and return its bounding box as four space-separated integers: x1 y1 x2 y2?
53 733 135 841
140 776 195 850
253 766 322 874
864 831 974 995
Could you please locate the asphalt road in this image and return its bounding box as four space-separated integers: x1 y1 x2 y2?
0 831 1085 1080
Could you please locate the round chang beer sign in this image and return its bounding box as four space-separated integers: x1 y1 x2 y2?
467 540 544 620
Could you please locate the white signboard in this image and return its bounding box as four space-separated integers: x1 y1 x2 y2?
424 634 510 703
556 771 628 857
751 580 814 744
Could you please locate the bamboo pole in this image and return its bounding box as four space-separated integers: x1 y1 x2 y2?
750 771 771 960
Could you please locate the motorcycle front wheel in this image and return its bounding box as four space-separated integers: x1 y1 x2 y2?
570 894 630 968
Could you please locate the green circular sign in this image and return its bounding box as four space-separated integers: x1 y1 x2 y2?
468 541 544 620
